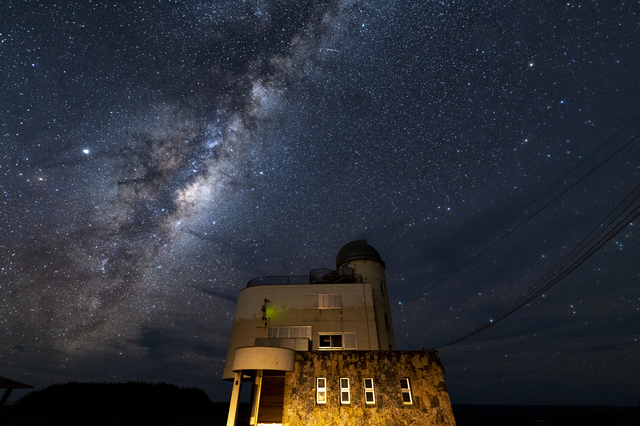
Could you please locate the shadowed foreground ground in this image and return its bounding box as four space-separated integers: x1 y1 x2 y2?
453 404 639 426
1 382 637 425
0 382 243 426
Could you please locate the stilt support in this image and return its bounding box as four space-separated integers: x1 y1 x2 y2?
226 371 243 426
249 370 263 425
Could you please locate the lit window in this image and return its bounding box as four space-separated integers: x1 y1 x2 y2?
400 378 413 404
316 378 327 404
318 294 342 309
340 378 350 404
318 332 356 349
364 378 375 404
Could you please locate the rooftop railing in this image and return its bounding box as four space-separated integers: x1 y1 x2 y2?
246 268 362 287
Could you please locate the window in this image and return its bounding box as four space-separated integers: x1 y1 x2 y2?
340 378 350 404
316 378 327 404
268 326 312 339
318 294 341 309
318 332 356 349
400 378 413 404
343 332 356 349
319 334 341 349
363 378 375 404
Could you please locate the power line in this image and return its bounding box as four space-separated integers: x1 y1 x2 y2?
394 114 640 313
434 188 640 348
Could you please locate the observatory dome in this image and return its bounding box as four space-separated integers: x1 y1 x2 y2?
336 240 385 269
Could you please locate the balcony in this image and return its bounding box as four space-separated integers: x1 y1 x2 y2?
255 338 311 351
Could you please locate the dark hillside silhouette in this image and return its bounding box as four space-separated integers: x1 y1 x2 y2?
13 381 210 412
0 381 242 426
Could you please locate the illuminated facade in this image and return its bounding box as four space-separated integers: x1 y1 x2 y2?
223 240 455 426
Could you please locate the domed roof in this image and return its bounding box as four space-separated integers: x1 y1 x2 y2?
336 240 385 269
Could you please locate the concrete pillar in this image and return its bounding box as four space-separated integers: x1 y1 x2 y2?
0 388 13 406
249 370 263 426
226 371 243 426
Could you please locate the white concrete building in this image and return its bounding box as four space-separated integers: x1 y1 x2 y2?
224 240 394 423
222 241 455 426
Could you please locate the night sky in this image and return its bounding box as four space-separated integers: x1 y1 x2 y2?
2 1 639 406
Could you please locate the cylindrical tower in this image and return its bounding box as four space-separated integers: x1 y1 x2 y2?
336 240 396 350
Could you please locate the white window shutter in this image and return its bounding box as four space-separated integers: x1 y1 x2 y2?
343 332 357 349
330 294 341 308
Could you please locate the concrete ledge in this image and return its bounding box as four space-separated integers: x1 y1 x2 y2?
232 346 295 372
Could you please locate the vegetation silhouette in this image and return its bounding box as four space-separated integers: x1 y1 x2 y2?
2 381 243 426
14 381 210 412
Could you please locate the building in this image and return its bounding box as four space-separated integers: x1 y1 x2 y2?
223 240 456 426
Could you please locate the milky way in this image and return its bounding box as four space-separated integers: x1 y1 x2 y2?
2 1 639 404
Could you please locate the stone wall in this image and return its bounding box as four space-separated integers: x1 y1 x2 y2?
282 350 456 426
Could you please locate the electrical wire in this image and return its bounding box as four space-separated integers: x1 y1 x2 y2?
394 114 640 313
435 190 640 348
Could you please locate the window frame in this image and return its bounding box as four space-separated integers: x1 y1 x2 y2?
267 325 312 339
363 378 375 404
400 378 413 405
340 378 350 404
316 377 327 404
318 293 342 309
318 332 356 350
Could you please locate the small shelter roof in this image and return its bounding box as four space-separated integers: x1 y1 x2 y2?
0 376 33 389
0 376 33 406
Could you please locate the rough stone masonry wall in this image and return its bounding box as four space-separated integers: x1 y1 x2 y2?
282 350 456 426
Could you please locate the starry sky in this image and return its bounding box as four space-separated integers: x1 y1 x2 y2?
2 0 639 406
